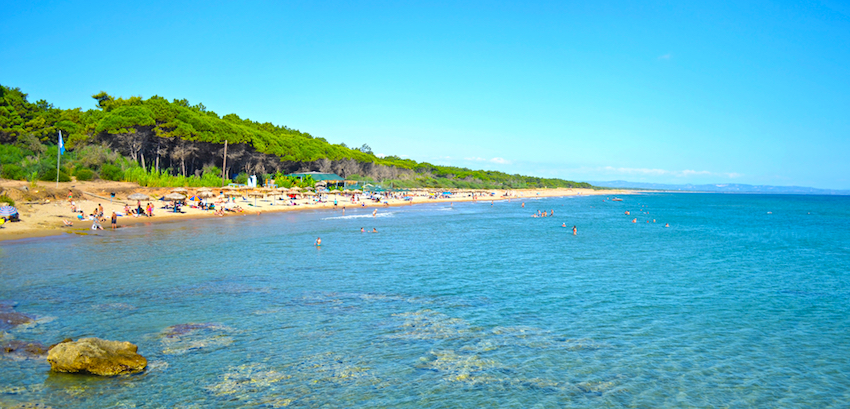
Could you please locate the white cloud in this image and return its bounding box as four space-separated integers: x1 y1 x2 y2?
595 166 741 179
461 156 512 165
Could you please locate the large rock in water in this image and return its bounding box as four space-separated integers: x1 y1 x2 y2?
46 338 147 375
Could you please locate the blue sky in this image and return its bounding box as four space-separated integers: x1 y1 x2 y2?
3 1 849 189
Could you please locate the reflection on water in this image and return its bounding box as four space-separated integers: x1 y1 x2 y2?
1 194 850 407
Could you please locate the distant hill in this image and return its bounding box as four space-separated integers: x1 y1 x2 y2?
589 180 850 195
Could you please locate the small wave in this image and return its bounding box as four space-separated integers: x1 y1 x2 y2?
322 213 396 220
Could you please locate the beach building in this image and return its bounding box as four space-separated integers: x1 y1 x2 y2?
286 172 353 189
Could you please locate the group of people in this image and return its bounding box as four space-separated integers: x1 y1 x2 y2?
531 209 555 218
123 201 155 218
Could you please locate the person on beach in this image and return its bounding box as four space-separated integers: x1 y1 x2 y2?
315 237 322 246
111 212 117 229
68 190 73 202
573 226 577 235
147 203 153 217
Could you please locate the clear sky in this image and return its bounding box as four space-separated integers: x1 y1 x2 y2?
3 1 849 189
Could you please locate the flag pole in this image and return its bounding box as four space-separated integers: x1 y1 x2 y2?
56 130 62 188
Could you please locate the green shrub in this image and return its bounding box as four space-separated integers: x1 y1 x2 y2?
100 164 124 181
74 168 95 181
40 169 71 182
0 195 14 206
1 164 26 180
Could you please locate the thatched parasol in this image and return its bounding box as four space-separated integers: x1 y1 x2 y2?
171 188 188 193
128 193 149 200
164 193 186 200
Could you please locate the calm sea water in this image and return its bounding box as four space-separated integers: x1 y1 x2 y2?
1 193 849 408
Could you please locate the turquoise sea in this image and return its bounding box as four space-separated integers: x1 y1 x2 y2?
1 193 849 408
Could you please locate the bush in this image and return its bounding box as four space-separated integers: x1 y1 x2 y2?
74 168 95 181
1 164 26 180
40 169 72 182
0 195 14 206
100 164 124 181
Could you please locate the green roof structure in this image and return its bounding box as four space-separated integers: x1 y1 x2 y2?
286 172 344 181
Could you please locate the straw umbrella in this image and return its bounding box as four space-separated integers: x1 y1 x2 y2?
128 193 149 201
171 188 188 194
164 193 185 200
163 193 186 213
248 190 265 206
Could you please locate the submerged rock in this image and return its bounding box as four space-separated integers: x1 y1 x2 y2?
160 323 233 355
0 302 34 330
46 337 147 375
2 339 48 359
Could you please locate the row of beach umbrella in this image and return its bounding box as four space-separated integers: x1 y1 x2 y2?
122 186 372 203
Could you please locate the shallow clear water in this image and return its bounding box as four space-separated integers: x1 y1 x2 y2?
1 193 849 408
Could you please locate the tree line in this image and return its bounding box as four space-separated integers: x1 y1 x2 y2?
0 84 592 189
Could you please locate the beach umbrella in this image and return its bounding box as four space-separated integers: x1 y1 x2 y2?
128 193 149 200
197 191 215 198
171 188 188 193
0 206 18 217
164 193 186 200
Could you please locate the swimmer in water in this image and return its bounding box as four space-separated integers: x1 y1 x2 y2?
373 209 377 217
665 223 669 227
522 202 525 208
315 237 322 246
632 218 637 223
625 211 630 215
562 223 566 227
361 227 365 233
372 228 377 233
573 226 577 235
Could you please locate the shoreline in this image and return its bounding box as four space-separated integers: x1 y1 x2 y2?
0 181 635 243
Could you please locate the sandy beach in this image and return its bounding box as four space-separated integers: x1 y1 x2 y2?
0 180 631 242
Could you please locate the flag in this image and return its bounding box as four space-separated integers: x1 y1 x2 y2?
58 131 65 155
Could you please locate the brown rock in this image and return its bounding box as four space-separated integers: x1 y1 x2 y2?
46 337 147 376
